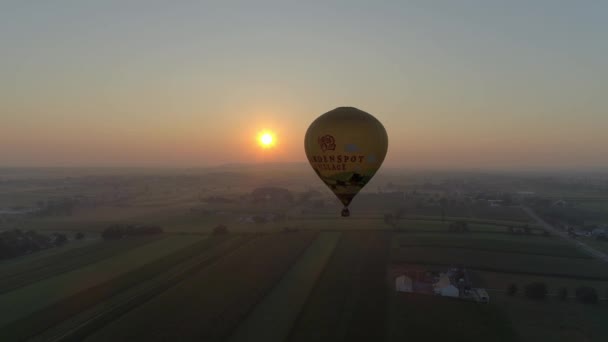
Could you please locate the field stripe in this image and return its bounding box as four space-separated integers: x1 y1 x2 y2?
0 235 202 328
85 232 318 342
289 232 391 342
228 232 341 342
28 235 253 342
0 237 163 293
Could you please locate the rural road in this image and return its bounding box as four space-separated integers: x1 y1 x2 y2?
523 207 608 263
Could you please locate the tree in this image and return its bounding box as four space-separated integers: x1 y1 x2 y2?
558 287 568 301
53 233 68 246
507 283 518 296
74 232 85 240
213 224 228 235
575 287 598 304
102 225 125 240
524 282 547 299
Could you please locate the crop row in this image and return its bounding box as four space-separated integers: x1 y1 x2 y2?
393 234 589 259
288 231 390 342
0 235 231 341
0 237 162 293
86 231 318 342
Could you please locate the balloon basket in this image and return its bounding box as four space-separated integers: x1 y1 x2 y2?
341 208 350 217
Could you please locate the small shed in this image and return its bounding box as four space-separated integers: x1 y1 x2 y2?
395 275 413 292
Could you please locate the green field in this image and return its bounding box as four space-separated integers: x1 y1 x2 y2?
26 235 252 342
580 237 608 254
387 293 517 342
393 233 590 259
86 232 318 341
0 237 162 293
493 294 608 342
392 246 608 279
229 232 341 342
0 235 202 328
289 232 390 342
0 210 605 342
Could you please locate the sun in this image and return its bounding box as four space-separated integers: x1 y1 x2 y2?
258 131 275 148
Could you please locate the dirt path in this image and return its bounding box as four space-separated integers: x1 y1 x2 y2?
523 207 608 263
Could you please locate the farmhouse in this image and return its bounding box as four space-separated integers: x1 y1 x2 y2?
395 275 413 292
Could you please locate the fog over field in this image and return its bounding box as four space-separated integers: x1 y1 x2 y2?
0 165 607 341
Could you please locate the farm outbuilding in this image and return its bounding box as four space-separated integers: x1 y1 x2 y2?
395 275 413 292
433 273 460 298
473 288 490 303
437 285 459 298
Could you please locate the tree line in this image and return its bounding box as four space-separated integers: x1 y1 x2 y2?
507 282 601 304
0 229 83 260
101 224 163 240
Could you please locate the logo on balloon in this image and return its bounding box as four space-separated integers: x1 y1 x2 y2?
318 135 336 152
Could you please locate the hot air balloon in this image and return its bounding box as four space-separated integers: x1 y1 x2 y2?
304 107 388 217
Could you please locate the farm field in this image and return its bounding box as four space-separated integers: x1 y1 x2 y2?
288 231 390 342
391 246 608 279
580 237 608 254
86 231 318 342
387 293 517 342
1 168 607 342
0 235 202 328
0 236 163 293
26 235 252 342
393 233 590 259
0 239 97 275
493 293 608 342
229 232 341 342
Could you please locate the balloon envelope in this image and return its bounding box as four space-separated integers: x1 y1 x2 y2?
304 107 388 216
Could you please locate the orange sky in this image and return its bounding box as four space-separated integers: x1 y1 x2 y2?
1 2 607 170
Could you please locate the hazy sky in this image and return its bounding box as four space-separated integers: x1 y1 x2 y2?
2 1 607 170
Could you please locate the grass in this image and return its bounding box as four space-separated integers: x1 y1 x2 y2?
0 236 163 293
288 231 390 342
387 293 518 342
86 232 318 342
391 246 608 279
27 235 252 342
493 293 608 342
393 233 590 259
0 238 97 269
0 235 201 328
579 237 608 254
228 232 341 342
